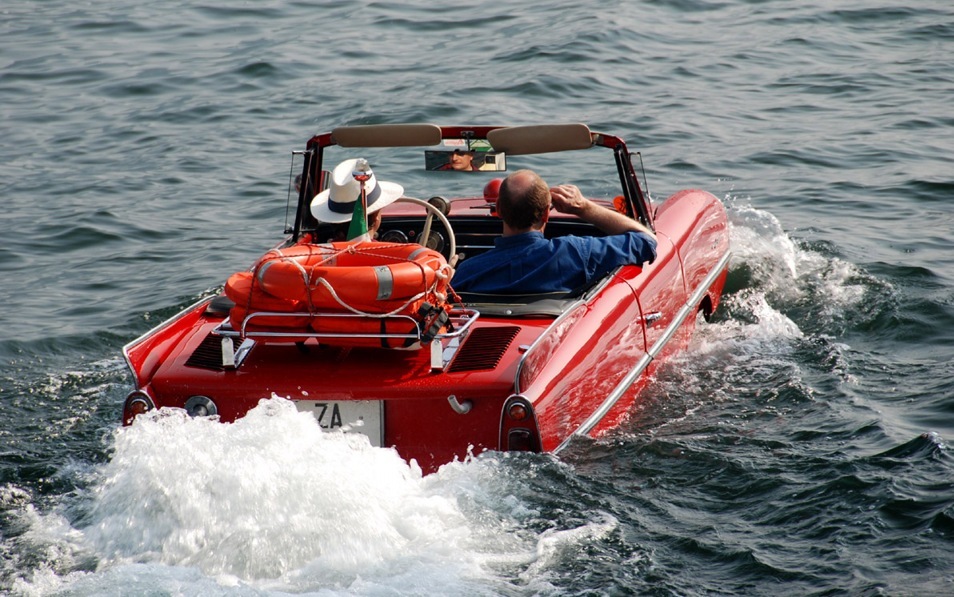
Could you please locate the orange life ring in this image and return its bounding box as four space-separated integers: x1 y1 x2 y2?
254 242 450 313
224 271 310 330
223 241 453 346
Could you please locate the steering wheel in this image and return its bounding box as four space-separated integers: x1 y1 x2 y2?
393 196 457 260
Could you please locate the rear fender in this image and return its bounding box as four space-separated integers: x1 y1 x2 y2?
123 298 213 388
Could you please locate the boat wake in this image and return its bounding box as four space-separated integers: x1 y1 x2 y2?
7 398 613 596
686 195 891 369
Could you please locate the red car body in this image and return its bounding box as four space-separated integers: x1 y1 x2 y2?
123 124 730 473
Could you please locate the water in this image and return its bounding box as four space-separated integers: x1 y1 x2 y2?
2 0 953 594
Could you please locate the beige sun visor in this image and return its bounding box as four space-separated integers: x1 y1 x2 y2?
331 124 443 147
488 123 594 155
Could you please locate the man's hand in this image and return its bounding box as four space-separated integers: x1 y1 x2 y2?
549 184 656 238
549 184 589 216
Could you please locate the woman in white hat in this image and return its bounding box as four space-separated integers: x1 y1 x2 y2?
311 158 404 242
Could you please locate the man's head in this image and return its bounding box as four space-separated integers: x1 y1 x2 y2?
496 169 551 233
449 149 475 171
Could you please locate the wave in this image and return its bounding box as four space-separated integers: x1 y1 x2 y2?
4 398 627 595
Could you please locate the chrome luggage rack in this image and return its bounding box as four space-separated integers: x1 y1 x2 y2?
212 307 480 370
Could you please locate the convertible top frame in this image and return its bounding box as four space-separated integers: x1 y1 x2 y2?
292 124 654 241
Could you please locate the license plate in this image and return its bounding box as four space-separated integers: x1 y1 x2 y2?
296 400 383 447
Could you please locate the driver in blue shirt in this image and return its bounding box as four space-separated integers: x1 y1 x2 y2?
452 169 657 295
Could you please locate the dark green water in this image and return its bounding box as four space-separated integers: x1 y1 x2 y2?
2 1 953 594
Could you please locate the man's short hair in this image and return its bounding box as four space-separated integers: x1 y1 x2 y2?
496 170 550 230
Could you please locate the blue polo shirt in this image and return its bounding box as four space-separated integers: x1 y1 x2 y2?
452 230 656 294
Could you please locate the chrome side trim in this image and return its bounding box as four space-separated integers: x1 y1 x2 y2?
554 250 732 453
122 296 213 386
512 275 615 394
512 299 587 395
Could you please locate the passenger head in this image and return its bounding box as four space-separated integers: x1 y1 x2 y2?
311 158 402 242
496 169 551 231
311 158 403 224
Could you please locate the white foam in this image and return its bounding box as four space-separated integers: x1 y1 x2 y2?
725 196 879 321
10 398 606 595
642 197 873 412
4 501 96 597
87 399 500 585
519 514 618 584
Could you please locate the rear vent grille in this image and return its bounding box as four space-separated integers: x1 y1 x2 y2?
185 333 232 371
448 326 520 372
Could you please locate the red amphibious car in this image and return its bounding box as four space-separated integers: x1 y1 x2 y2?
123 124 730 473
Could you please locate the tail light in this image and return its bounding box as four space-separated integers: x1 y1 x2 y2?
500 396 541 452
122 390 155 425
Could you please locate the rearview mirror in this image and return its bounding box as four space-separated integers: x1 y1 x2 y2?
425 143 507 172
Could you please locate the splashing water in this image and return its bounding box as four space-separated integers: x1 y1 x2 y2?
8 398 625 595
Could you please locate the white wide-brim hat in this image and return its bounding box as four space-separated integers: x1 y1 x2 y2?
310 158 404 224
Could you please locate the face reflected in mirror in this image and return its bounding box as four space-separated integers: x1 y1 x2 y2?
449 150 475 171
